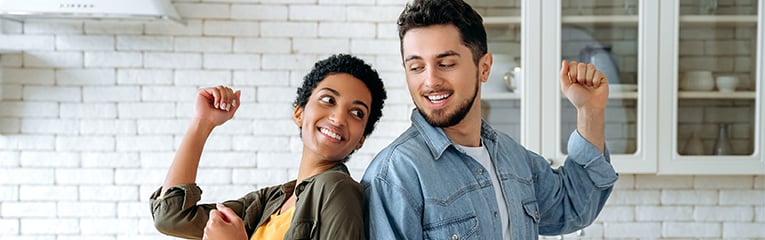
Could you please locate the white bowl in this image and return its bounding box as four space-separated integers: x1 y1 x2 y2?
681 71 715 91
715 76 738 92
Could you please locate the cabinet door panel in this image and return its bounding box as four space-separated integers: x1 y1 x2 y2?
552 0 657 173
658 0 764 174
473 0 524 143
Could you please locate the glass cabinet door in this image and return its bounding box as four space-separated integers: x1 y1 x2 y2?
675 0 758 157
658 0 764 174
470 0 523 142
559 0 641 155
552 0 659 173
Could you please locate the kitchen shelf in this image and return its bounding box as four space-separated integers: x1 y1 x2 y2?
609 92 638 99
553 92 637 99
562 15 639 25
483 16 521 26
482 92 521 100
678 91 756 99
679 15 757 26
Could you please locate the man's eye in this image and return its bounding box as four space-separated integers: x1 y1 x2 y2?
320 96 335 104
408 65 423 72
440 63 455 68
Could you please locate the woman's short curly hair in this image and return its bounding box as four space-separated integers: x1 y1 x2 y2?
293 54 387 137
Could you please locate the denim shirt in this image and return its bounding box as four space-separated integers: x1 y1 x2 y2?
362 110 618 240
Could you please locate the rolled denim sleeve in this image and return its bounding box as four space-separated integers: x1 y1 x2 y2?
566 130 619 188
534 130 618 235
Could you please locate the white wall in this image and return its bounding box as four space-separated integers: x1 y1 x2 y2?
0 0 763 239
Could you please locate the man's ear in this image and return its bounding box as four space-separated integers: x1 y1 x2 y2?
355 136 366 150
293 106 304 127
479 52 493 83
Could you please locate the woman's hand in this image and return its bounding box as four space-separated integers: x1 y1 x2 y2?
203 203 248 240
195 85 241 126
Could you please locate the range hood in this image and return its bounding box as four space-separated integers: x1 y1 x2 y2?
0 0 183 24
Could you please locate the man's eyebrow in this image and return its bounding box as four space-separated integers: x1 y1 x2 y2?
404 50 460 63
318 87 370 111
404 55 422 63
436 50 460 59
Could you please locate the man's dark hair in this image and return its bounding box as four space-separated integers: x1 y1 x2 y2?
397 0 487 64
293 54 387 137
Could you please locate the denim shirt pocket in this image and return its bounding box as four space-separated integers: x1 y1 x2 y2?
522 198 540 223
290 220 315 240
521 198 541 237
423 214 479 240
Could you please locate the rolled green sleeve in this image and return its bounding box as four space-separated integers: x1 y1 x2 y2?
149 184 212 239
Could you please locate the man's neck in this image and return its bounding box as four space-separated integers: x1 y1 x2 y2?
442 109 483 147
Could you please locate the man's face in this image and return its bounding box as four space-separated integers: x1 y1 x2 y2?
401 24 485 127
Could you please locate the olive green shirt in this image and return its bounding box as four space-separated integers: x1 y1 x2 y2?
150 163 365 240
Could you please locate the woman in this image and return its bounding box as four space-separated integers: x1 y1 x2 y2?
150 54 386 240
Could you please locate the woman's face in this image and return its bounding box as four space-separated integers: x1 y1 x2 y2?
294 73 373 162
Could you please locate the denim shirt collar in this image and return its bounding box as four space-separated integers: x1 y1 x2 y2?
409 109 499 161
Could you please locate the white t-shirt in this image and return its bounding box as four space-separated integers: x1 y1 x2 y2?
459 143 510 239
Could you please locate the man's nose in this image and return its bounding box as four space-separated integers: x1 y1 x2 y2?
423 67 443 88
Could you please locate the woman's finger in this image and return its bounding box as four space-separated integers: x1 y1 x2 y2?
209 87 222 109
216 85 230 111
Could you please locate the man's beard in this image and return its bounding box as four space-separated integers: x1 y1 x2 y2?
418 75 480 128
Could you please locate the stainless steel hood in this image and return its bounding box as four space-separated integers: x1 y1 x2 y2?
0 0 183 24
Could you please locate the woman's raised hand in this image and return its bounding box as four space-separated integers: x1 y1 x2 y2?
195 85 241 126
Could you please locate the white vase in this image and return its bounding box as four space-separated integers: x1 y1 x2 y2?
713 123 733 155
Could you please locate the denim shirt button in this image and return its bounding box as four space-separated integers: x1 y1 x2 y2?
494 211 498 217
477 168 484 175
451 234 458 240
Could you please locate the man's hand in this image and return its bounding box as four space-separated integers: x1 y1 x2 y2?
560 60 608 152
203 203 248 240
559 60 609 111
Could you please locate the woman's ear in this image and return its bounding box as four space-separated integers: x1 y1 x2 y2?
479 52 493 83
293 106 304 127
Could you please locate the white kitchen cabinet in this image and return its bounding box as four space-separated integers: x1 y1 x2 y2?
480 0 764 174
657 0 765 174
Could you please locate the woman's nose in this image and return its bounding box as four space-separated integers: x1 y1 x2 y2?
329 110 346 126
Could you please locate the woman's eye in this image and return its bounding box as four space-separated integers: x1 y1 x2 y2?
320 96 334 104
351 110 365 118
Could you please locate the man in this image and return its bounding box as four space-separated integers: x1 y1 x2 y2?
361 0 619 239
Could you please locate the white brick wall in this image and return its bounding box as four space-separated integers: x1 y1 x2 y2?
0 1 763 240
